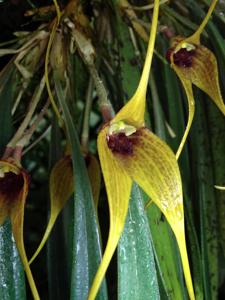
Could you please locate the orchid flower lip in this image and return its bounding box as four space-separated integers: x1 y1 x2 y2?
106 123 146 156
166 40 197 68
0 161 30 202
0 172 24 198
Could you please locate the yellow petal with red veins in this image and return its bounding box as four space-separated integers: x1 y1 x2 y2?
29 155 73 264
110 128 195 300
88 125 132 300
171 43 225 116
0 160 40 300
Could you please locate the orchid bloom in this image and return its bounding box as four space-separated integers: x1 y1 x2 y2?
166 0 225 159
0 153 40 300
88 1 195 300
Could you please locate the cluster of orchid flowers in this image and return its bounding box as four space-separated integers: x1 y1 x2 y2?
0 0 224 299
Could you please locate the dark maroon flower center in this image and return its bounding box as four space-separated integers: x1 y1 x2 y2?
107 132 135 155
166 47 196 68
166 47 174 63
0 172 24 199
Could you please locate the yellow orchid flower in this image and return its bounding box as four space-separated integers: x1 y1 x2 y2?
166 0 225 159
88 1 195 300
0 156 40 300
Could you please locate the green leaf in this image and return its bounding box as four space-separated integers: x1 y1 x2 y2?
190 93 219 300
206 78 225 260
54 74 108 300
116 11 141 100
0 220 26 300
146 203 186 300
118 183 159 300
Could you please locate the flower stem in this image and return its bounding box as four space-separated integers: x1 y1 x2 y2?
16 100 50 149
7 75 46 148
44 0 63 126
88 65 114 122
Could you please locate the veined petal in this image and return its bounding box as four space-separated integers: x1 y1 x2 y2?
0 160 21 225
88 125 132 300
110 128 195 299
0 160 40 299
29 155 73 264
171 43 225 116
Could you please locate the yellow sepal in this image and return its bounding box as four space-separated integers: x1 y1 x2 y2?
29 155 73 264
111 128 195 300
88 126 132 300
0 160 40 300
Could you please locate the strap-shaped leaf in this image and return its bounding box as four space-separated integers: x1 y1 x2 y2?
118 183 160 300
55 75 107 300
87 155 101 210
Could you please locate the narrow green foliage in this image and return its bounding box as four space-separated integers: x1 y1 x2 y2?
118 184 160 300
190 95 219 299
54 74 108 300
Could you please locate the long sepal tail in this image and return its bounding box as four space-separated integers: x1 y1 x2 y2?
173 225 195 300
88 127 132 300
29 155 73 264
112 0 160 128
185 0 218 45
10 171 40 300
174 79 195 160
